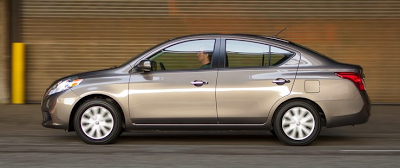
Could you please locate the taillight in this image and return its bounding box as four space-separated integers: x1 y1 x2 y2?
335 72 365 91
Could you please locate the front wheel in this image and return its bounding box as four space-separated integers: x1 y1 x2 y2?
273 101 321 146
74 99 122 144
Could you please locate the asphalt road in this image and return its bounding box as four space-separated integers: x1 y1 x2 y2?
0 104 399 168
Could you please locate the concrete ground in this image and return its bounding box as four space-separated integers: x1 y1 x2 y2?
0 104 399 167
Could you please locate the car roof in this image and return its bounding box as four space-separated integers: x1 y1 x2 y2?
169 33 290 43
167 34 339 65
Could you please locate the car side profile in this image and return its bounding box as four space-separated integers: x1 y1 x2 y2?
41 34 370 145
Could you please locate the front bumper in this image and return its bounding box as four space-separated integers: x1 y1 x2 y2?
41 90 80 130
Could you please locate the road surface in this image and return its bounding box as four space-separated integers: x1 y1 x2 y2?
0 104 399 167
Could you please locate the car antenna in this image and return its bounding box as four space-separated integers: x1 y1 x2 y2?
273 27 287 38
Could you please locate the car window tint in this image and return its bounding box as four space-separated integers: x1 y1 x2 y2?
226 40 268 68
165 40 215 52
270 46 295 66
226 40 294 68
226 40 268 53
150 40 215 71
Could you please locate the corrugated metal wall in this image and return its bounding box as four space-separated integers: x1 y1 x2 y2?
0 0 9 104
20 0 400 103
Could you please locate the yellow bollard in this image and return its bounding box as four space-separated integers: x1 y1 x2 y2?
12 43 25 104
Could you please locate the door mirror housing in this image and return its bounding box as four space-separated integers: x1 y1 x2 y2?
135 60 157 72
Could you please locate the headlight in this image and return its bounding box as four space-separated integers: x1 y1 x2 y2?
47 78 83 96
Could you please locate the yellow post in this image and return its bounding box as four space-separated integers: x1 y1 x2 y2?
12 43 25 104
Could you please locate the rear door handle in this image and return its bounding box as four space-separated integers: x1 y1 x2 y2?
191 80 209 86
272 78 290 85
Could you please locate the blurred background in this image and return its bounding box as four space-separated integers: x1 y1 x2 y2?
0 0 399 104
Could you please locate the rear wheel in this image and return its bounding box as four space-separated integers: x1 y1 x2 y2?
273 101 321 146
74 99 122 144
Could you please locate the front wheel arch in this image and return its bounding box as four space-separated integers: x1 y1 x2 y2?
69 94 125 132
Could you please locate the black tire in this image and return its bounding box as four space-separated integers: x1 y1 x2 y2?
273 101 321 146
74 99 122 144
270 129 277 137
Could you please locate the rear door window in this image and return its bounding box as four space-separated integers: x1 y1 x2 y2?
225 40 294 68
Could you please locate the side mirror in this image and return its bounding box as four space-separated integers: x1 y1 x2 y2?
135 60 157 72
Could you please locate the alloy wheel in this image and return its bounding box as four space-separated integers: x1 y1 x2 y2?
281 107 315 140
80 106 114 140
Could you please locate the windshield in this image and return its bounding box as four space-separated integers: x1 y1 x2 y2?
118 40 171 67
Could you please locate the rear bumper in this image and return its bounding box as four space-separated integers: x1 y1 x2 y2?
327 99 371 127
321 91 371 128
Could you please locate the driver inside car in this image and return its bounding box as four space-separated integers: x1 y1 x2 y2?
197 51 212 69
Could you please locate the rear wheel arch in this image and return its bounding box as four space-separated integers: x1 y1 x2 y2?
69 94 126 132
272 100 322 145
271 98 326 127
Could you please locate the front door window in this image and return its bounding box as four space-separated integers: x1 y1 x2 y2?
149 40 216 71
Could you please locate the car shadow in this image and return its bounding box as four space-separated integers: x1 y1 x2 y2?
52 131 368 146
113 132 361 146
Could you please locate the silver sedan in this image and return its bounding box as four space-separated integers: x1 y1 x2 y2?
41 34 370 145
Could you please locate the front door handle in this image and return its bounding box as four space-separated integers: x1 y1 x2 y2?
191 80 209 87
273 78 290 85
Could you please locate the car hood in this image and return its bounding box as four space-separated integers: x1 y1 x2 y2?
48 67 117 87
